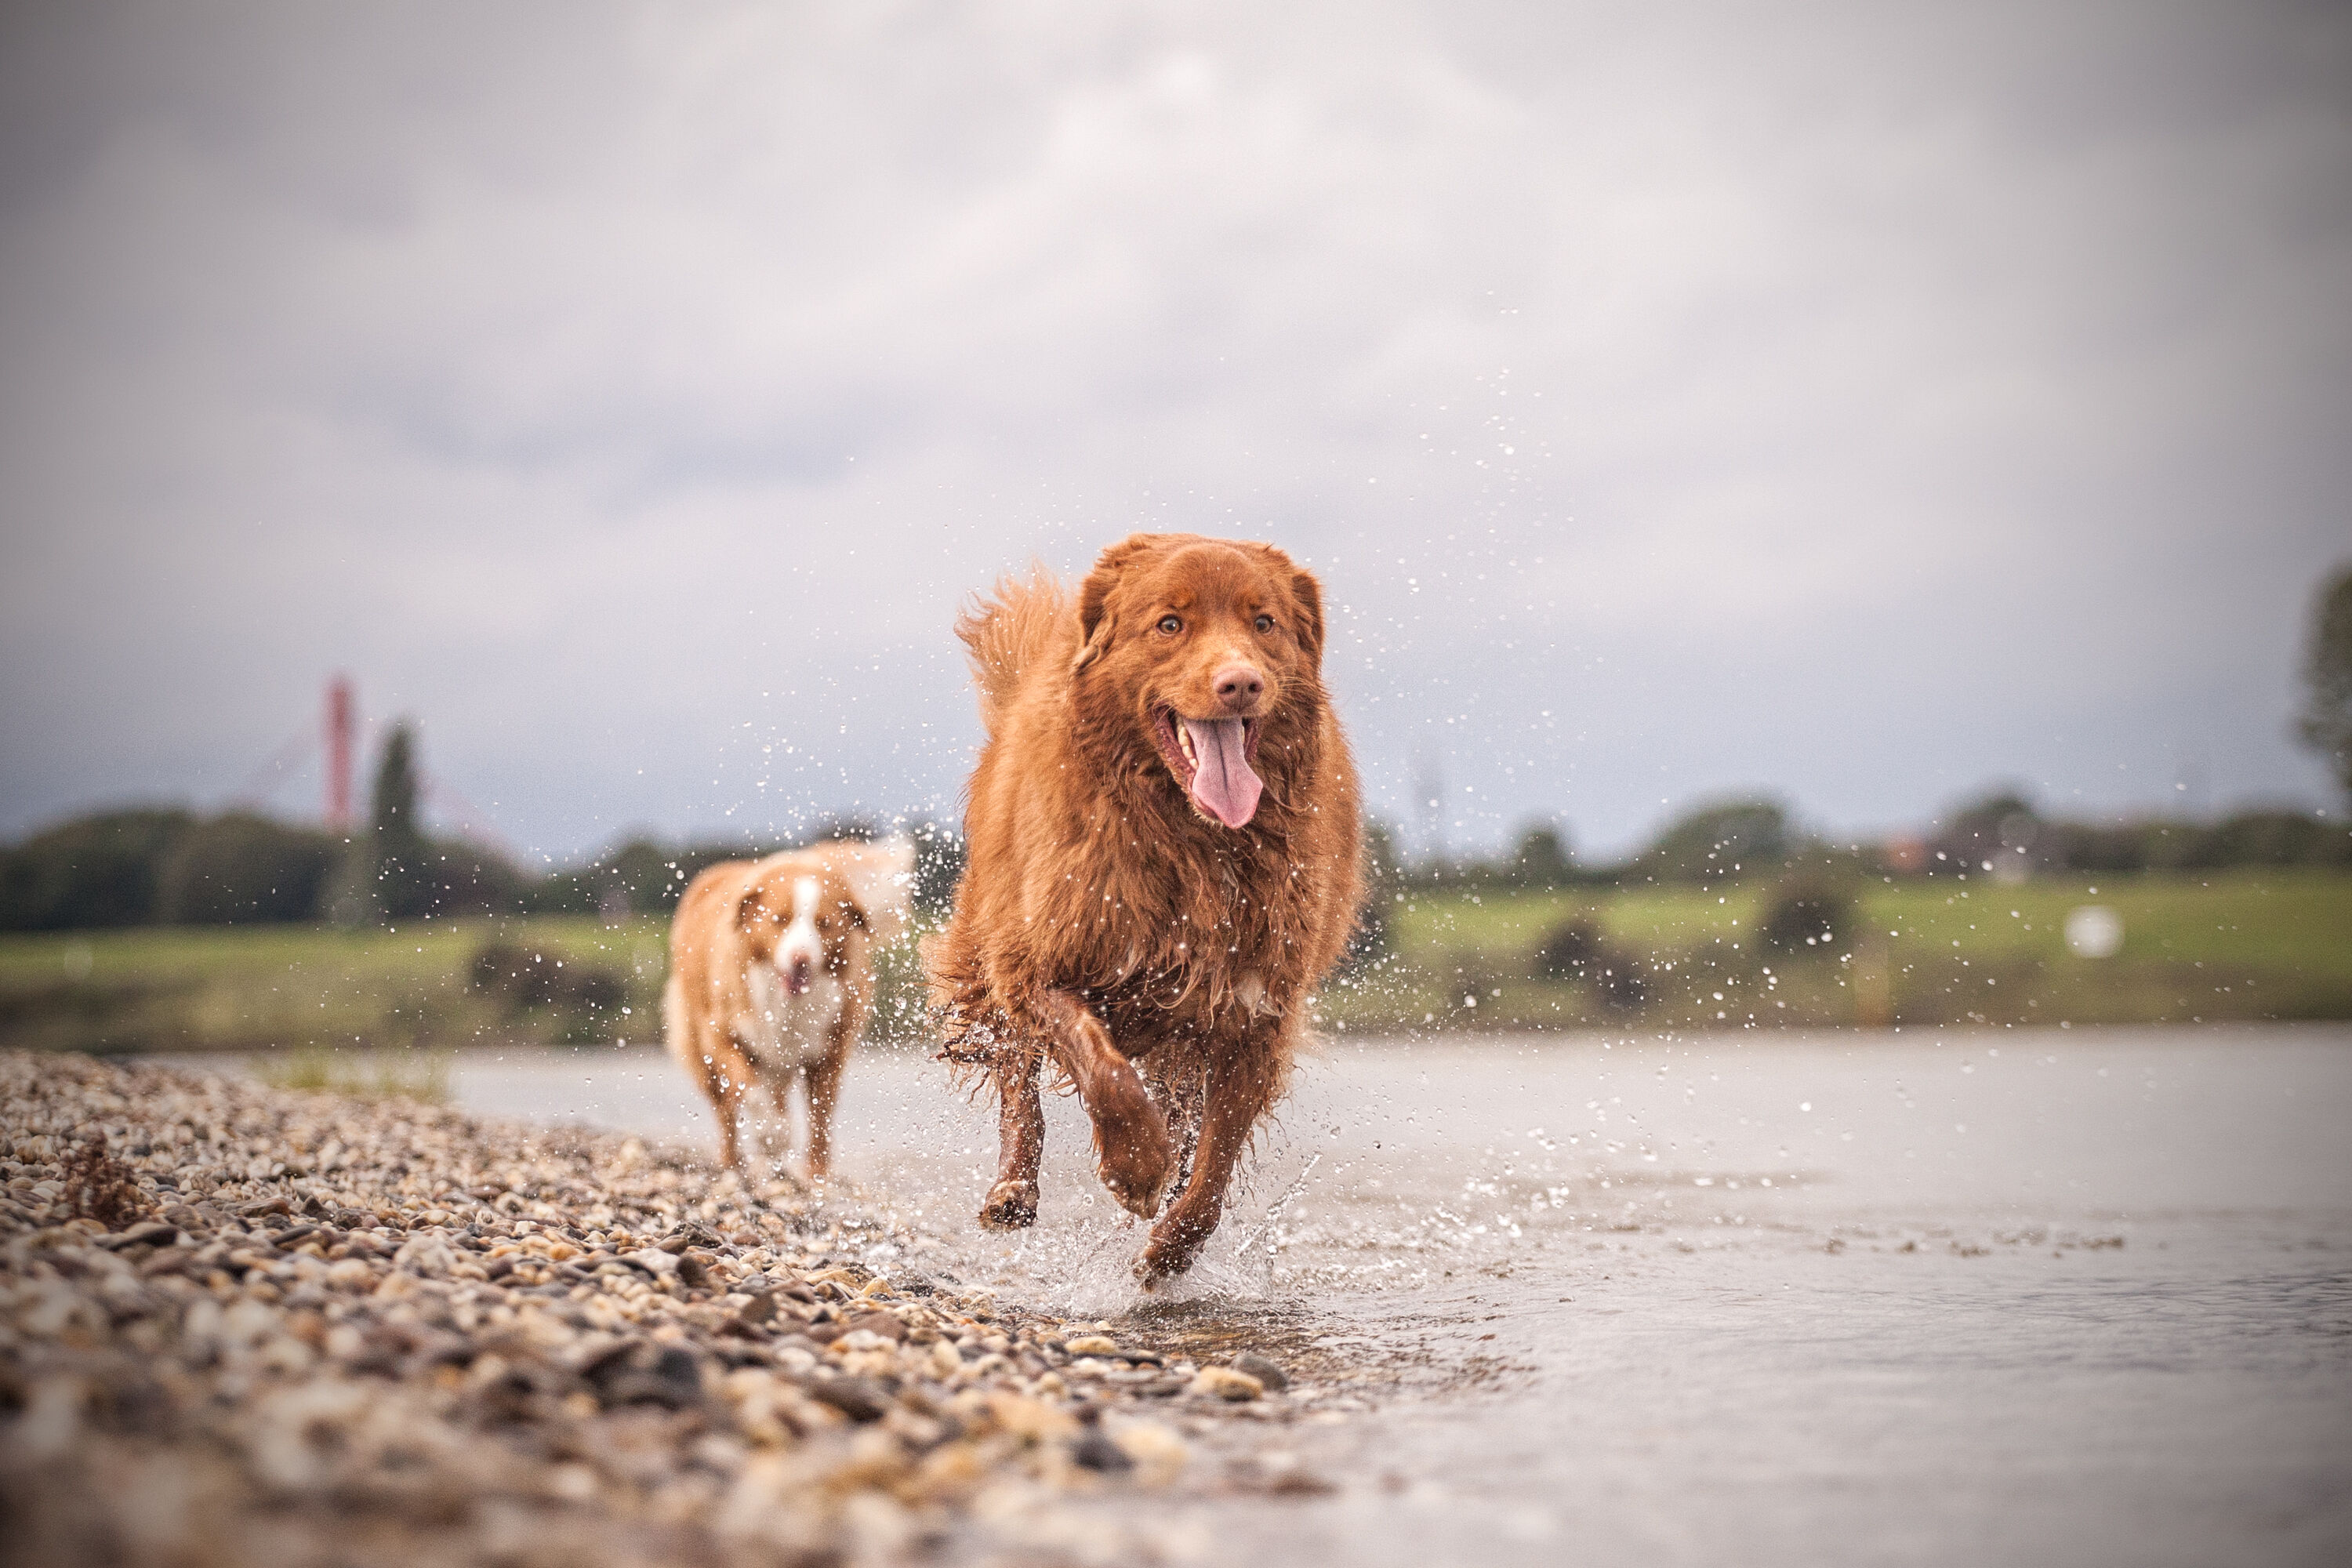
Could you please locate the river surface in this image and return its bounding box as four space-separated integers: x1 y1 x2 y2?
452 1025 2352 1566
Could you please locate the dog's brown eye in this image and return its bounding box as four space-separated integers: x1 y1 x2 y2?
1158 615 1182 633
1254 614 1275 633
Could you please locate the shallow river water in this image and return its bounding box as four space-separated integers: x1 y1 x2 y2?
453 1025 2352 1566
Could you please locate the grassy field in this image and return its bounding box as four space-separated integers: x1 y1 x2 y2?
0 916 935 1057
1 869 2346 1056
1319 868 2352 1033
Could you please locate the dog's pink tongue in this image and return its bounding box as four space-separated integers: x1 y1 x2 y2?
1182 718 1262 828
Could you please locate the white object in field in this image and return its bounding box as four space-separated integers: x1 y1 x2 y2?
2065 905 2124 959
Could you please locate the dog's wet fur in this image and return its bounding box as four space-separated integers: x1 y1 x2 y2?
927 533 1363 1286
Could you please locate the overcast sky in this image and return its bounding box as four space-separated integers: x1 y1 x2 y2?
2 0 2347 865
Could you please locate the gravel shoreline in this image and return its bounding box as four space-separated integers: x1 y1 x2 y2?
0 1051 1312 1566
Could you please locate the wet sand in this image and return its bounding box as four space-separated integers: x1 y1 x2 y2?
458 1025 2352 1566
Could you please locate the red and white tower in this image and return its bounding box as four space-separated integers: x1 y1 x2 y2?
325 676 354 829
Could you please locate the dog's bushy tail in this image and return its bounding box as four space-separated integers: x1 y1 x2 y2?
954 566 1065 734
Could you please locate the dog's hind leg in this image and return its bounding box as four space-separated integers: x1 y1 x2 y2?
979 1048 1045 1229
707 1062 759 1181
1149 1054 1207 1208
1036 989 1174 1221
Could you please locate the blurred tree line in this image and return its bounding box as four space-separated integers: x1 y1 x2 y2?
4 775 2340 935
1385 792 2347 897
0 722 967 932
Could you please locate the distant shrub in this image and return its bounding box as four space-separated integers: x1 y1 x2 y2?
470 940 628 1019
911 821 967 916
1334 826 1403 978
1531 918 1646 1007
1760 884 1853 956
2203 810 2350 868
0 809 195 931
1510 826 1576 888
1630 798 1791 885
1534 920 1603 979
1596 954 1649 1008
1921 788 2351 878
1338 893 1392 975
154 813 338 925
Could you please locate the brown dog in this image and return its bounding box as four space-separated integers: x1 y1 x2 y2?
927 534 1362 1286
666 838 913 1179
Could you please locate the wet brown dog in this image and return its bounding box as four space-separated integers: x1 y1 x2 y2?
666 839 913 1179
927 534 1362 1286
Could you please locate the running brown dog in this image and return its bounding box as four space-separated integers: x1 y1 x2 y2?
927 533 1362 1287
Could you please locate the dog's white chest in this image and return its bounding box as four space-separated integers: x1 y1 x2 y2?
736 967 844 1069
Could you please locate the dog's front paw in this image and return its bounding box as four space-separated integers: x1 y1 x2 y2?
1098 1127 1174 1221
1087 1073 1175 1220
978 1178 1039 1230
1132 1240 1192 1291
1134 1205 1213 1288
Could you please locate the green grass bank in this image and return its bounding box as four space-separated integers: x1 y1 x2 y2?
1320 868 2352 1033
1 869 2346 1056
0 916 935 1057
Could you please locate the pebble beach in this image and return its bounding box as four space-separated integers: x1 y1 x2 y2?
0 1051 1308 1567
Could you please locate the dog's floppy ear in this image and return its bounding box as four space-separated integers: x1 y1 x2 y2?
735 885 777 931
1074 535 1156 676
1074 573 1114 673
1257 543 1326 669
1288 567 1325 667
814 868 869 931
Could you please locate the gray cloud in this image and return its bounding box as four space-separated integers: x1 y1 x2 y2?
3 0 2347 861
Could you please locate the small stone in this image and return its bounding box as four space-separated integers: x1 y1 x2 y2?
804 1374 889 1423
98 1220 180 1250
1109 1419 1189 1483
984 1392 1076 1443
1064 1334 1121 1357
566 1334 638 1378
844 1310 906 1342
619 1247 680 1277
1070 1428 1134 1472
1186 1366 1264 1402
1230 1352 1290 1392
659 1220 725 1254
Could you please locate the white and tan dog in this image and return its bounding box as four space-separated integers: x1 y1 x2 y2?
664 837 914 1178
